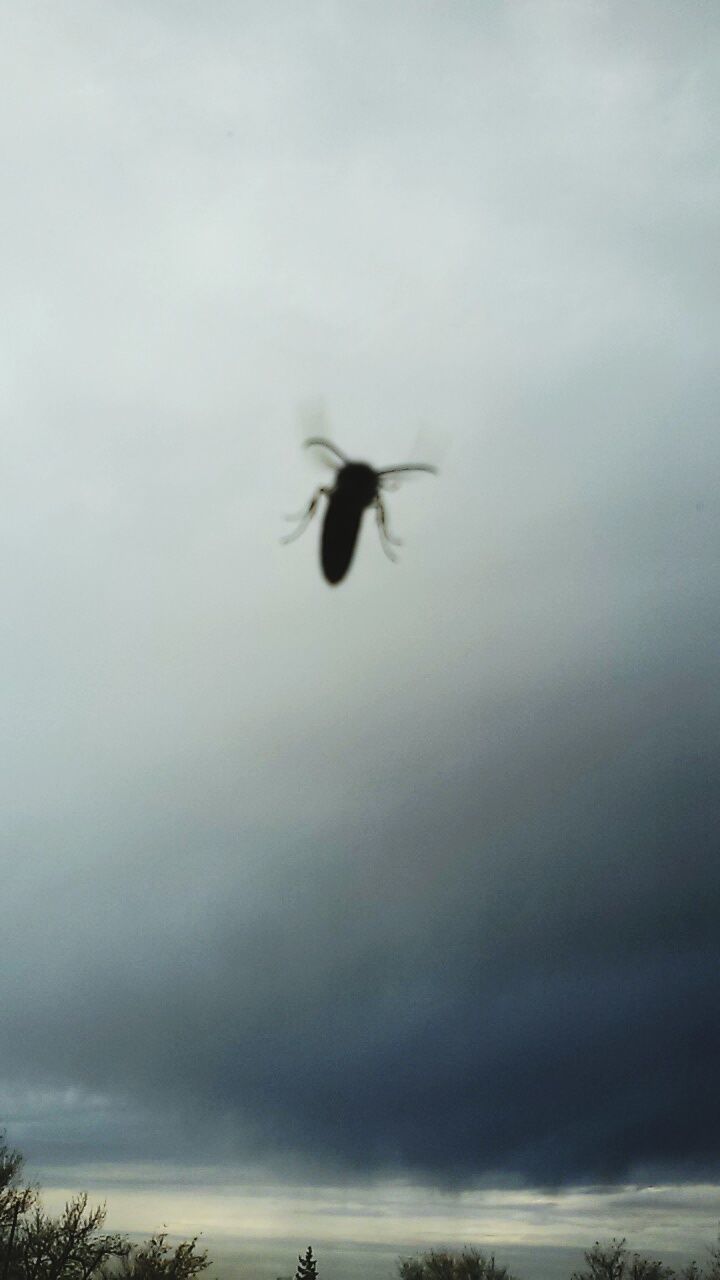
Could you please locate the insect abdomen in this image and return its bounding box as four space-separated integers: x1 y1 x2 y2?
321 499 364 585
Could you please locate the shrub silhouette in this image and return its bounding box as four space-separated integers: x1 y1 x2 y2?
398 1249 514 1280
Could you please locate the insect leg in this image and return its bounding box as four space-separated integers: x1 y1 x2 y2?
375 497 403 546
374 497 401 562
281 488 329 543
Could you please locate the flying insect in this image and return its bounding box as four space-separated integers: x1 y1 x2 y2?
282 437 437 585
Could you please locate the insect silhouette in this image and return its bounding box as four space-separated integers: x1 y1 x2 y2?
282 437 437 585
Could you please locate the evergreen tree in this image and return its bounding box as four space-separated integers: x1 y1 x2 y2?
295 1247 318 1280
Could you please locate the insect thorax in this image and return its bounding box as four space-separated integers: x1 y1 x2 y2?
335 462 379 507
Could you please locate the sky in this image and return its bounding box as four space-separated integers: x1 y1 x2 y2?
1 0 719 1271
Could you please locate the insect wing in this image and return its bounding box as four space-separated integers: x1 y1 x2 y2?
296 401 343 471
297 397 330 444
321 497 363 585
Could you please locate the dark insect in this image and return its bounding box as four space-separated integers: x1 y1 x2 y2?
282 437 437 585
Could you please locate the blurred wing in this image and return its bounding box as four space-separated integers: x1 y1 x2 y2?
378 424 446 485
409 422 449 471
296 399 341 472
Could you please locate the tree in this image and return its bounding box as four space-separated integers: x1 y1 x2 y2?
295 1247 318 1280
398 1249 514 1280
1 1135 36 1230
573 1241 629 1280
116 1234 210 1280
705 1233 720 1280
0 1132 213 1280
572 1240 680 1280
1 1133 36 1280
15 1194 127 1280
679 1231 720 1280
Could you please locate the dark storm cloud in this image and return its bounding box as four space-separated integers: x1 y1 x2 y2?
1 0 719 1193
4 559 719 1186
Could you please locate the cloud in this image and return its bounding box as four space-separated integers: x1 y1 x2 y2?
3 571 718 1185
0 0 718 1190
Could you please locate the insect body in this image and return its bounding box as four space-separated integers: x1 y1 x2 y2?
283 437 437 585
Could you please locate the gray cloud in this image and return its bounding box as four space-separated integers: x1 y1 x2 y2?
0 0 718 1191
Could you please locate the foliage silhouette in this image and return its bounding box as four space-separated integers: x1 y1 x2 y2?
5 1133 720 1280
1 1136 35 1238
113 1234 209 1280
572 1241 673 1280
571 1239 720 1280
1 1134 208 1280
294 1247 318 1280
398 1248 514 1280
17 1195 126 1280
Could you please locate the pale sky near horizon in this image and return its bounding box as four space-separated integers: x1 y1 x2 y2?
1 0 719 1262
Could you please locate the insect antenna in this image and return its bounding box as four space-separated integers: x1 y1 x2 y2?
303 437 349 466
378 463 438 476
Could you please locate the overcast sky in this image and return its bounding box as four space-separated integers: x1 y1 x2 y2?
1 0 719 1261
